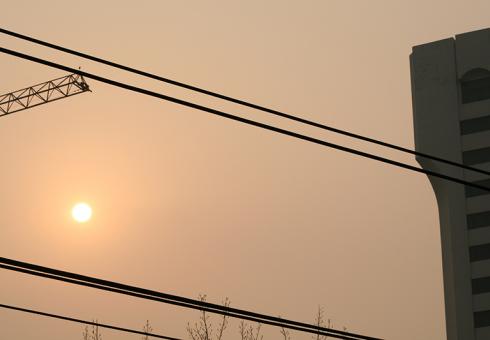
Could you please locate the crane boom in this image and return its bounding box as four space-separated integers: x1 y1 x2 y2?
0 73 90 117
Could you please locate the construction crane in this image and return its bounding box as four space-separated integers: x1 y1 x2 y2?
0 73 90 117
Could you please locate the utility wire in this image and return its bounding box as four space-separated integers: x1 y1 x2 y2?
0 257 380 340
0 46 488 193
0 303 181 340
1 27 488 177
1 264 363 340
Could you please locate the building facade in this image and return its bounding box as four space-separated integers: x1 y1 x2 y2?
411 28 490 340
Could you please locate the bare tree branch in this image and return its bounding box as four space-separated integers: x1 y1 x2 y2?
82 326 89 340
187 294 230 340
280 326 291 340
216 297 230 340
142 320 153 340
90 320 102 340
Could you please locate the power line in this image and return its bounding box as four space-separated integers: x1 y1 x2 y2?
0 46 488 193
1 27 487 177
0 303 181 340
3 263 357 339
0 257 380 340
0 259 377 340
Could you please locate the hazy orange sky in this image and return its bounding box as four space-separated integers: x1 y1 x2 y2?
2 1 490 339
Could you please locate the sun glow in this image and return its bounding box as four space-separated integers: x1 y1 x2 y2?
72 203 92 223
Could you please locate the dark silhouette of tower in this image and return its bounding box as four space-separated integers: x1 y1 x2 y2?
411 28 490 340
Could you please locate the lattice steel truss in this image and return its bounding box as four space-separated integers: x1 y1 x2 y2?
0 73 90 117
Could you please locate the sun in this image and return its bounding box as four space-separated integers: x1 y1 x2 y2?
72 203 92 223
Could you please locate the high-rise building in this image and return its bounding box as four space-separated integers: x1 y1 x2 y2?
411 28 490 340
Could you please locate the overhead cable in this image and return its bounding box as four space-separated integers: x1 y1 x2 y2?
0 257 381 340
0 27 487 176
0 303 181 340
0 46 488 193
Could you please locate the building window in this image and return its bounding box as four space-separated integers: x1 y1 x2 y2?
461 68 490 104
